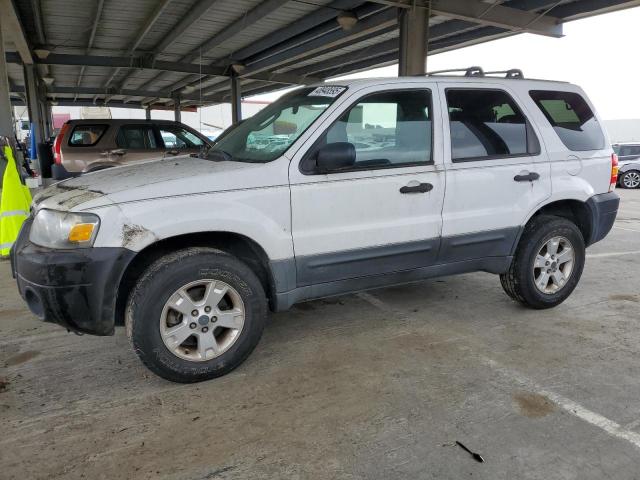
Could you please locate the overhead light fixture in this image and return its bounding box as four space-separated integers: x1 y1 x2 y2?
50 99 58 106
337 10 358 31
33 48 51 59
231 63 246 74
42 76 55 86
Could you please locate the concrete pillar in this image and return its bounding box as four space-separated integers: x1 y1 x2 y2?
398 4 430 76
173 96 181 123
230 74 242 124
41 97 52 139
24 64 43 144
145 108 151 120
0 20 14 138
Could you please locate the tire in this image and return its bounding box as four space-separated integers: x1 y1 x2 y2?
126 247 267 383
500 215 585 309
620 170 640 189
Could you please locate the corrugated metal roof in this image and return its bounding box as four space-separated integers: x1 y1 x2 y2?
4 0 640 109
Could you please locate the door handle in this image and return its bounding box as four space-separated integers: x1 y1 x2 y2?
110 149 126 156
514 171 540 182
400 182 433 194
166 150 180 156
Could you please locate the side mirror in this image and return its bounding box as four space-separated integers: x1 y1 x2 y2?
316 142 356 172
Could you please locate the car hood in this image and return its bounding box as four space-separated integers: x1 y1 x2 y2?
33 156 281 211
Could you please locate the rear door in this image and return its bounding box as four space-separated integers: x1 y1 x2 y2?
438 82 551 263
288 84 446 286
111 124 165 164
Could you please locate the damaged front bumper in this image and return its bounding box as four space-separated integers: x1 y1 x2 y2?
11 219 135 335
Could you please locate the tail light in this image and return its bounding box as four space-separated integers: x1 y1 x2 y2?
53 122 69 165
609 153 619 192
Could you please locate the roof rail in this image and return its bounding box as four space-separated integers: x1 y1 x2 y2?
424 66 524 79
484 69 524 79
426 66 484 77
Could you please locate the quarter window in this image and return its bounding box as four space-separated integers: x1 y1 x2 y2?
446 89 536 161
529 90 605 151
307 89 433 171
116 126 158 149
68 125 107 146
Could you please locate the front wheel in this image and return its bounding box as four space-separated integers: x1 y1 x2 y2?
500 215 585 309
126 247 267 383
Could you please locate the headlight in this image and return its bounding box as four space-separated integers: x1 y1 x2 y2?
30 209 100 249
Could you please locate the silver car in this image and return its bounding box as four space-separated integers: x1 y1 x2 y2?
614 143 640 189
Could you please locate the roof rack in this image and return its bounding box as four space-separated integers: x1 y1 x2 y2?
424 66 524 79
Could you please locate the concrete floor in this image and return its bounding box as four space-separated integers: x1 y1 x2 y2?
1 190 639 480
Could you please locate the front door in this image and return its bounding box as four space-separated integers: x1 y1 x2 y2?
110 124 165 164
437 83 552 262
289 85 445 287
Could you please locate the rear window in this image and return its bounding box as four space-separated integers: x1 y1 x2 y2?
529 90 605 151
68 124 107 146
619 145 640 157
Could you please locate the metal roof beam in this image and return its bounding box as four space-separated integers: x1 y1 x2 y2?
159 0 372 95
103 0 173 88
136 0 291 93
366 0 563 37
116 0 222 90
233 0 365 60
0 0 34 64
241 7 397 76
75 0 105 95
31 86 207 103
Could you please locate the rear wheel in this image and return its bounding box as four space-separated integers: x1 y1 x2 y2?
500 215 585 309
620 170 640 189
126 247 267 382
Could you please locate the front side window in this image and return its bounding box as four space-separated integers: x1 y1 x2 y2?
68 125 107 146
116 126 158 149
304 89 433 172
211 86 346 163
529 90 605 151
446 89 535 161
159 126 204 149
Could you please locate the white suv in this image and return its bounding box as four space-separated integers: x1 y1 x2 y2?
12 70 620 383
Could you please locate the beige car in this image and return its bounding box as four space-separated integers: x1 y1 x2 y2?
52 119 212 179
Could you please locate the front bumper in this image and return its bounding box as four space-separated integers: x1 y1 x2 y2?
586 191 620 246
11 219 135 335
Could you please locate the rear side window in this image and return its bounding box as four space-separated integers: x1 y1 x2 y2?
446 89 538 161
619 145 640 157
116 126 158 149
529 90 605 151
68 125 107 146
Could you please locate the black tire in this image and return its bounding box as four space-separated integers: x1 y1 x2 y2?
126 247 267 383
619 170 640 189
500 215 585 309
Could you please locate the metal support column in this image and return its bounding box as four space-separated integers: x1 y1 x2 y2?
145 108 151 120
230 74 242 124
398 3 430 76
0 20 14 138
173 95 181 123
24 64 43 145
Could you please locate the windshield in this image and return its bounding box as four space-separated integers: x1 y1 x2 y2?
210 86 346 163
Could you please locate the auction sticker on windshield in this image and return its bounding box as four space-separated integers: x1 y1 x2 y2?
308 86 346 97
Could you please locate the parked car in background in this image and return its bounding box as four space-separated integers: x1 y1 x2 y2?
613 143 640 188
52 119 212 179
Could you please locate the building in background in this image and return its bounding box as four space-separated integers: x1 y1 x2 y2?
604 119 640 143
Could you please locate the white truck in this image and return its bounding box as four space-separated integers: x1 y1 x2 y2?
12 69 620 383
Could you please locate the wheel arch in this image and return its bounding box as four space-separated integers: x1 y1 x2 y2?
518 198 593 250
114 231 278 326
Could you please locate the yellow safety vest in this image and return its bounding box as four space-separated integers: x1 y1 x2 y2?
0 145 33 256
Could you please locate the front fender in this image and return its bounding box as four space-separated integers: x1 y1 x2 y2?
90 187 294 261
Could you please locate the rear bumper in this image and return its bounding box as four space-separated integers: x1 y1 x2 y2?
586 191 619 246
52 163 80 180
11 219 135 335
